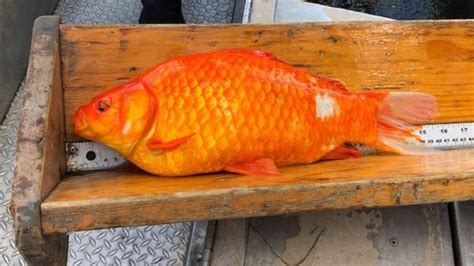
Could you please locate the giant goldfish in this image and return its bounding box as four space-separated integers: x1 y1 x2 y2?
72 49 437 176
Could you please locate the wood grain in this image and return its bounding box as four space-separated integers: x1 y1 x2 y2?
41 149 474 234
60 20 474 141
10 16 67 265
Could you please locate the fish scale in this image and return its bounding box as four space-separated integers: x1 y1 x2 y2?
130 50 363 175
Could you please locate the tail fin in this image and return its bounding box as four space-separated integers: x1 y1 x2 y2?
371 92 438 155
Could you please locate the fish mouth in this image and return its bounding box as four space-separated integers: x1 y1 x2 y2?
72 108 89 134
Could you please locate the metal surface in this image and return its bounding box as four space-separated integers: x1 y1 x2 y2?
66 142 126 172
182 0 235 23
68 223 191 266
241 0 252 23
245 205 454 265
0 85 27 266
232 0 248 23
451 201 474 266
54 0 237 24
184 221 213 266
54 0 142 24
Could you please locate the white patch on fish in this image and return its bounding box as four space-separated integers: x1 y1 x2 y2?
315 94 339 120
122 120 132 135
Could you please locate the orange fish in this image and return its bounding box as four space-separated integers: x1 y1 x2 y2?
72 49 437 176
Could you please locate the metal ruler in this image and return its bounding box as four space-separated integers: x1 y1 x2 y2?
66 122 474 172
66 142 126 172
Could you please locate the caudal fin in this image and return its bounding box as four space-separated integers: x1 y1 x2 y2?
373 92 438 155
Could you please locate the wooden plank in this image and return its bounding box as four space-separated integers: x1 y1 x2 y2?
41 149 474 234
10 16 67 265
60 20 474 141
211 219 248 265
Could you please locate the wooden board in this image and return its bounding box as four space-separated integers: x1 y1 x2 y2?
60 20 474 141
41 149 474 234
10 16 67 265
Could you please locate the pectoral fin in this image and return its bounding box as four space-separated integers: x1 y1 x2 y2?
321 146 361 160
224 158 281 176
146 133 195 152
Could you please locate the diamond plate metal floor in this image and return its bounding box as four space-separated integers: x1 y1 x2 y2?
54 0 143 24
54 0 235 24
68 224 191 265
0 85 26 266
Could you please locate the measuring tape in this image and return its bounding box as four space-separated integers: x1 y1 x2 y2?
66 122 474 172
416 122 473 149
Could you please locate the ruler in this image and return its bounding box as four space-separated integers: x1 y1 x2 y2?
416 122 474 149
66 142 126 172
66 122 474 172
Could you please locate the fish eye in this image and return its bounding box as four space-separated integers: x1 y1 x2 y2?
97 100 110 113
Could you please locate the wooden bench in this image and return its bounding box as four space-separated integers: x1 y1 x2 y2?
11 16 474 264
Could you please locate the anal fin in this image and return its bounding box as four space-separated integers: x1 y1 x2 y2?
321 146 361 160
224 158 281 176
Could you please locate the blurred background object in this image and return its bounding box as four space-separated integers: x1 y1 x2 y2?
308 0 474 19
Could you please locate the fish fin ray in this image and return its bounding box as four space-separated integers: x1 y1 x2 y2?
321 146 361 160
224 158 281 176
146 133 195 152
370 92 438 155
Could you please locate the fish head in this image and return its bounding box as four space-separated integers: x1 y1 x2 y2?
72 80 155 154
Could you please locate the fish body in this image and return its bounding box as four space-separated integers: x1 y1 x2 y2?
73 49 436 176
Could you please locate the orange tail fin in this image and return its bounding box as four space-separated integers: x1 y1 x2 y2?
369 92 438 154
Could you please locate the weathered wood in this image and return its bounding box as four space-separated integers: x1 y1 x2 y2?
211 219 248 266
10 16 67 265
41 149 474 234
60 20 474 141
